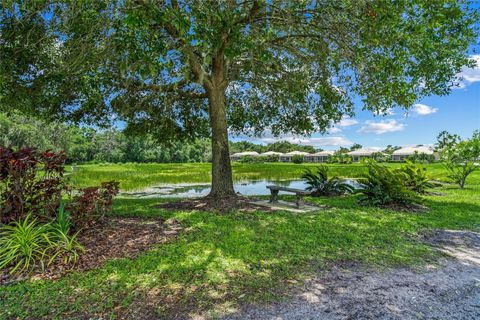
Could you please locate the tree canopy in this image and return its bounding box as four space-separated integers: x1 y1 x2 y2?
1 0 478 198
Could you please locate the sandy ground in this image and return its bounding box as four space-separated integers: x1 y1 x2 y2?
223 230 480 320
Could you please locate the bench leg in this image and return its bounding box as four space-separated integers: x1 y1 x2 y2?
296 195 305 208
269 190 279 203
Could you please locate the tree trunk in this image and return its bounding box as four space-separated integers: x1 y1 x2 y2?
207 86 236 199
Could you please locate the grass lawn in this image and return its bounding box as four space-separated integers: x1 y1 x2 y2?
1 163 479 319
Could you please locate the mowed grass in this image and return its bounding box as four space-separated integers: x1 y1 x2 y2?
68 162 450 190
1 163 479 319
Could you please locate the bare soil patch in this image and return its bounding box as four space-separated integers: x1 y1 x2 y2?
223 230 480 320
0 217 182 284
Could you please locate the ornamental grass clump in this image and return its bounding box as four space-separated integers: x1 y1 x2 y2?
0 210 84 275
0 214 50 274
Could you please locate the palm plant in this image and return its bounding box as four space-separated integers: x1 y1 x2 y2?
302 165 354 196
399 161 436 194
355 163 421 206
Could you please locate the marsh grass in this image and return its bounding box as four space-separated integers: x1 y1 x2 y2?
67 162 452 191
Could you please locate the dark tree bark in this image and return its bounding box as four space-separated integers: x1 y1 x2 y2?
207 85 236 198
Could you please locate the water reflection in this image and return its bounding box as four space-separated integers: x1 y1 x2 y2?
123 179 359 199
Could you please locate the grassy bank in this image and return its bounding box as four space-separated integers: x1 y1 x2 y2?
68 162 450 190
2 163 479 318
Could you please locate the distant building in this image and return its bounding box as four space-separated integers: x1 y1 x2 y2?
230 151 260 161
260 151 284 157
280 151 311 162
304 150 335 163
391 146 436 161
347 148 382 162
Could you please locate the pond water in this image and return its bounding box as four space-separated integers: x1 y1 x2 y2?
122 179 360 198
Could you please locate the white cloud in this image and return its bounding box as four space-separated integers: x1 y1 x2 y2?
412 103 438 116
456 55 480 87
327 116 359 133
337 117 359 127
327 127 342 134
359 119 405 134
259 135 352 147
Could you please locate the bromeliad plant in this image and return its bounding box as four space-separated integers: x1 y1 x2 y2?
302 165 354 196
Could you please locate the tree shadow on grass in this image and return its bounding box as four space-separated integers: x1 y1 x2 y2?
3 195 480 319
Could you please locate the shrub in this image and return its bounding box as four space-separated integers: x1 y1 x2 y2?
407 152 436 163
399 161 436 194
238 155 263 163
302 166 354 196
0 147 67 223
67 181 120 229
329 153 352 164
291 154 304 164
265 154 280 162
356 163 421 206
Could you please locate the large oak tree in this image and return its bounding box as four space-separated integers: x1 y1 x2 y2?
1 0 477 199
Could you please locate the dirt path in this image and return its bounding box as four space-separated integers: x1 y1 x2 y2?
224 230 480 320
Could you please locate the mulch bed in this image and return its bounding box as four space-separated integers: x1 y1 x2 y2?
156 195 274 213
0 217 182 285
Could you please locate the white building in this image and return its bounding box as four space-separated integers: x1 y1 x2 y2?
391 146 436 162
260 151 284 157
280 151 311 162
304 150 335 163
230 151 260 161
347 148 382 162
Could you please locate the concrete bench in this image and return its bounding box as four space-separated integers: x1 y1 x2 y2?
266 185 312 208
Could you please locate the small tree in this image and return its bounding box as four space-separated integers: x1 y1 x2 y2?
439 131 480 189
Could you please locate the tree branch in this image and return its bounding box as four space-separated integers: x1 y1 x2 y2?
123 78 207 99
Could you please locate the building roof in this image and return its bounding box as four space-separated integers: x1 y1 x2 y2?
392 146 434 156
347 148 383 156
230 151 260 157
260 151 284 156
284 151 311 156
307 150 335 156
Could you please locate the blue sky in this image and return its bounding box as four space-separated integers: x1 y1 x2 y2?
232 55 480 150
232 3 480 150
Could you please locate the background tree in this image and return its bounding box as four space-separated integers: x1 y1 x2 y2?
435 130 462 152
439 131 480 189
349 143 363 151
383 145 402 155
1 1 477 200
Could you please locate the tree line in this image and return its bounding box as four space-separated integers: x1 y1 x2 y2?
0 112 324 164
